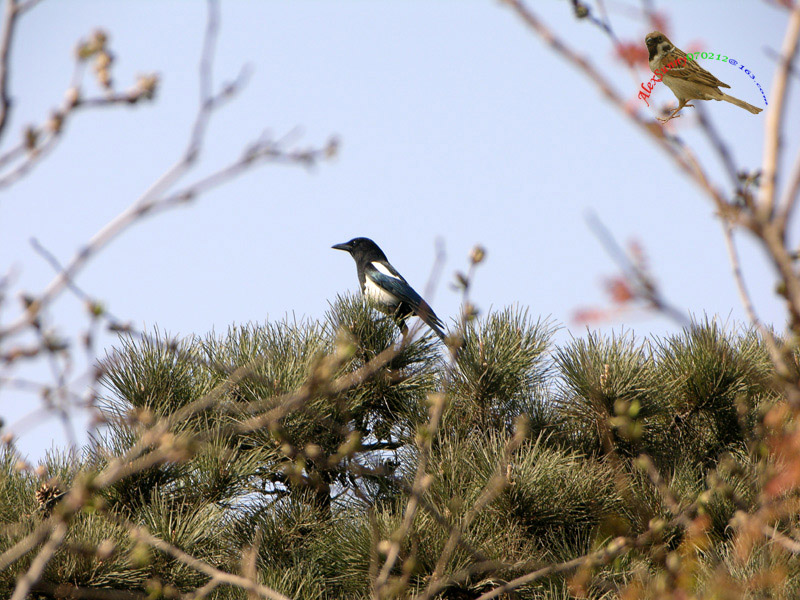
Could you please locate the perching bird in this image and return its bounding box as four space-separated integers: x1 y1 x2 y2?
332 237 446 340
645 31 762 122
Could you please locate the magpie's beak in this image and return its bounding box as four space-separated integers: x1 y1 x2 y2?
332 242 350 252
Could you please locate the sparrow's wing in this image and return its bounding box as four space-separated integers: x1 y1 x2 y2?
663 47 731 89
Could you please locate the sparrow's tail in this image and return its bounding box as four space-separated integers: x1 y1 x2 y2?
719 93 762 114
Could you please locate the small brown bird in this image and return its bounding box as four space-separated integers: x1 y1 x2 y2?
645 31 762 122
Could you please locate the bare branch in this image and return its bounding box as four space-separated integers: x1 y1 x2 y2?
0 64 159 188
0 0 20 140
761 2 800 222
0 522 51 572
585 210 690 327
30 582 148 600
765 45 800 81
763 525 800 554
475 534 640 600
10 521 68 600
718 218 786 373
14 0 42 14
129 525 292 600
0 0 330 341
779 146 800 230
374 393 446 597
423 429 525 599
30 236 127 328
695 105 743 194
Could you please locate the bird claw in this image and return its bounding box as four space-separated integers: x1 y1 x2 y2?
657 105 685 123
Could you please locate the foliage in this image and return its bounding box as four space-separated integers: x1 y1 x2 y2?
2 308 792 599
445 307 555 435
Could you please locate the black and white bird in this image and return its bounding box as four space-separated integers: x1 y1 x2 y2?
332 237 446 340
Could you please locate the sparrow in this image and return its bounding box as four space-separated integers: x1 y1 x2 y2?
645 31 762 122
332 237 447 340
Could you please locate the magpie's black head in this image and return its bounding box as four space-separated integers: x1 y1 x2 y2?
332 237 388 263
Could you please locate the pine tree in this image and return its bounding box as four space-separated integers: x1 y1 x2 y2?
1 301 791 599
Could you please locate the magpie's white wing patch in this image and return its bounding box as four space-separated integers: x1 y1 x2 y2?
371 261 403 281
366 262 404 306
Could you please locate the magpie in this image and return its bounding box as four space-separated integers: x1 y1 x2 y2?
332 237 446 340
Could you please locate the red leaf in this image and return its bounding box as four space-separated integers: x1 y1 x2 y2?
615 41 649 68
572 308 610 324
605 277 635 304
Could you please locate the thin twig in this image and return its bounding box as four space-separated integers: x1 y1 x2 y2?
718 218 786 374
30 236 127 327
0 0 19 141
475 489 701 600
0 89 158 189
636 454 682 517
14 0 42 14
763 525 800 554
30 582 148 600
10 521 68 600
0 0 327 341
765 45 800 81
0 521 51 572
475 533 641 600
374 393 446 597
422 430 525 599
585 210 690 327
695 104 742 195
129 526 292 600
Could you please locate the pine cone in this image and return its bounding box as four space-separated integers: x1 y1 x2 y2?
35 483 65 517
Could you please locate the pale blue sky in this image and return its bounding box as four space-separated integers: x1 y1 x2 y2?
1 1 794 459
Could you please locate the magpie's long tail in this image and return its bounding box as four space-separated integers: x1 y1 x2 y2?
422 316 447 341
414 304 447 341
